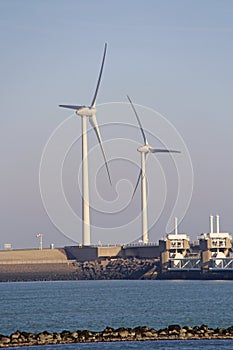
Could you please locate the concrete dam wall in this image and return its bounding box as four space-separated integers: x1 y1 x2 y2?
0 249 77 282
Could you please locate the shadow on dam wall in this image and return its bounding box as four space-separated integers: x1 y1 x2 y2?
64 245 161 262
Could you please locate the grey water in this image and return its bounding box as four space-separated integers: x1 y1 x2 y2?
0 280 233 349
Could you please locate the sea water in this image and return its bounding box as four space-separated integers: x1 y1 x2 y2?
0 280 233 349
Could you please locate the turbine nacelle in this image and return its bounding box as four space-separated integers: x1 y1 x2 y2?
137 144 151 153
76 106 96 117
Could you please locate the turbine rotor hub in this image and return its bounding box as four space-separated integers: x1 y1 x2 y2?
137 144 151 153
76 107 96 117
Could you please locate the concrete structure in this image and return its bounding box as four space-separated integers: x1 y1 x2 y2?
159 233 193 272
122 243 160 259
158 215 233 277
0 248 77 282
65 243 161 262
199 215 232 271
0 248 69 264
65 245 122 262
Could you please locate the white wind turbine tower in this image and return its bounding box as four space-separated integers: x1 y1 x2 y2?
59 44 111 246
127 95 180 244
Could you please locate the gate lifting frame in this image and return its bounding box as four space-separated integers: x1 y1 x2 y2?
169 258 201 270
210 258 233 270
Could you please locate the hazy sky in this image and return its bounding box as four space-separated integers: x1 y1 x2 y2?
1 0 233 248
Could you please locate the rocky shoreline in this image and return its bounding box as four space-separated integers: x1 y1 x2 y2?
73 258 158 280
1 325 233 347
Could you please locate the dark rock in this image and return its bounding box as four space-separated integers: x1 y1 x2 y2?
200 324 209 331
192 325 200 332
133 326 145 335
53 333 62 342
168 324 181 332
227 326 233 334
78 330 93 341
103 326 114 333
183 326 194 333
60 330 71 337
158 328 168 335
215 327 226 335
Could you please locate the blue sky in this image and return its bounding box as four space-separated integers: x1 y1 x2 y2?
1 0 233 248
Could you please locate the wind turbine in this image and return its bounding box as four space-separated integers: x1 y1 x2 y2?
127 95 180 244
59 43 111 246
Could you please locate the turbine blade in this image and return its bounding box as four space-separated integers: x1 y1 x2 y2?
59 104 83 110
127 95 148 145
89 115 112 185
132 169 142 199
150 148 181 153
90 43 107 108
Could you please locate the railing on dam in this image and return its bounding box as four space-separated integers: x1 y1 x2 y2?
122 242 159 249
210 258 233 270
0 260 73 265
169 258 201 270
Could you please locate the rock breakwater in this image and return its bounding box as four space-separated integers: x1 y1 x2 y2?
73 258 158 279
1 325 233 347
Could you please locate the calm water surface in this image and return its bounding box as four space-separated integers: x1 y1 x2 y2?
0 280 232 349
